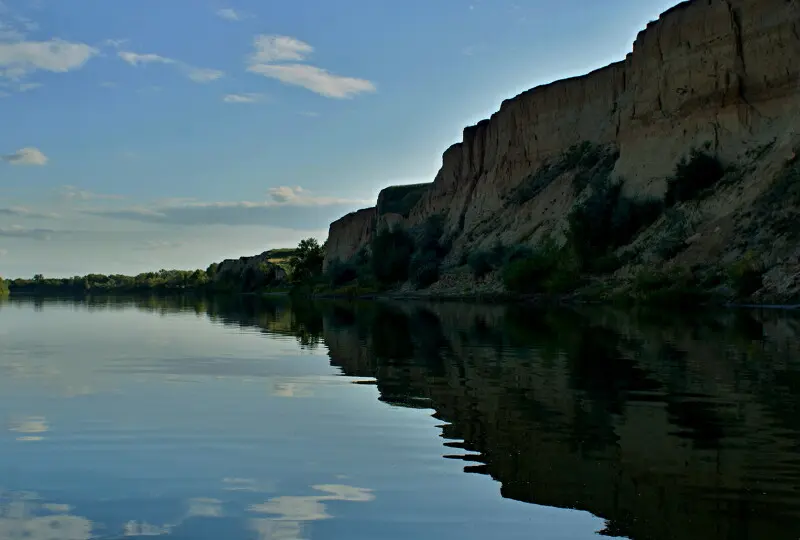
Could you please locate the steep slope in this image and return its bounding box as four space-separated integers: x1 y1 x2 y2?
324 0 800 301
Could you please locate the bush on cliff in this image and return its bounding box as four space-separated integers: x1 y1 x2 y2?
664 148 725 206
568 177 662 273
727 252 764 298
409 251 440 288
467 240 510 279
511 142 619 205
327 260 359 287
626 268 709 307
501 238 580 294
371 227 415 285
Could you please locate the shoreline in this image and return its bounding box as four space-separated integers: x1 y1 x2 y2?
5 288 800 311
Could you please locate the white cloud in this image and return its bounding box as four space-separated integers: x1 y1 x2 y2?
83 188 372 228
1 146 47 165
0 206 59 219
246 35 375 98
251 35 313 63
0 39 97 81
103 38 128 49
118 51 174 66
268 185 305 203
17 81 40 91
0 225 56 240
61 185 124 201
185 66 223 83
119 50 223 84
248 63 375 99
216 8 242 21
137 240 183 251
223 92 263 103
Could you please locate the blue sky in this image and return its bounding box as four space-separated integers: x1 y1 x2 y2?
0 0 678 277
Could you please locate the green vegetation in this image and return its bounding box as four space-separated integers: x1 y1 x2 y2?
501 239 580 294
6 242 310 297
510 141 618 205
289 238 325 283
625 268 710 307
377 183 430 217
8 269 213 295
568 180 662 273
0 276 8 297
752 151 800 238
728 252 764 298
664 148 725 206
371 227 415 284
322 215 450 293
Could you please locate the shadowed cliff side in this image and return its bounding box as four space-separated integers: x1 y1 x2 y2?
324 0 800 302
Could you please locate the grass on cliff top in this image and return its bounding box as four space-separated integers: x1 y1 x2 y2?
377 183 430 217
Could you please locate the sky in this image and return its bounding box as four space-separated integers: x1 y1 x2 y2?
0 0 679 278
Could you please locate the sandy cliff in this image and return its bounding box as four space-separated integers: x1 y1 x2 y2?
324 0 800 293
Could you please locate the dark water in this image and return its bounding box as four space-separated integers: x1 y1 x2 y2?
2 296 800 539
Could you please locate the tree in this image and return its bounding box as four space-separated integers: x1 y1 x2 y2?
289 238 325 282
0 276 8 297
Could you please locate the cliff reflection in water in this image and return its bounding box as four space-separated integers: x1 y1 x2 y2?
6 294 800 539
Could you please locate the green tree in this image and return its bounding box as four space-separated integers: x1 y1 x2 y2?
0 276 8 297
289 238 326 282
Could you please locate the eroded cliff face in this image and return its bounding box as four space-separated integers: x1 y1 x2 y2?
323 207 376 271
324 0 800 278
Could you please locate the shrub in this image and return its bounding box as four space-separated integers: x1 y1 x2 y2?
410 251 440 288
665 149 725 206
467 240 509 279
728 253 764 298
327 260 359 287
371 227 415 285
629 268 708 306
468 250 495 279
568 177 662 273
416 214 449 257
501 239 579 294
511 142 619 205
289 238 326 283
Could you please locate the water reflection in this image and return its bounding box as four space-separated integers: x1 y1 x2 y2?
9 416 49 442
248 484 375 539
0 491 91 540
3 294 800 539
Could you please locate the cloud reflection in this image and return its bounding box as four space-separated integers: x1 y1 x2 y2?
248 484 375 538
9 416 48 441
187 497 223 518
0 491 91 540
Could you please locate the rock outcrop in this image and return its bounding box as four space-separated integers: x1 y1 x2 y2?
323 0 800 291
324 207 376 271
214 251 287 285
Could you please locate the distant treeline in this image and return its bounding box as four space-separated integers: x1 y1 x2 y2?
8 269 215 294
3 242 327 296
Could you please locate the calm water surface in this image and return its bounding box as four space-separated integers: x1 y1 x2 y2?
1 296 800 540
